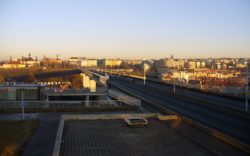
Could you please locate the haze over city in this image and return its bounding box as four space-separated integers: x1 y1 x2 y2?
0 0 250 60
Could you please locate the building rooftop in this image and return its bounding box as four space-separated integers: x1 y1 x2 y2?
59 119 212 156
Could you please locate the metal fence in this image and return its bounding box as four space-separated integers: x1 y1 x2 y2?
0 99 139 109
44 88 108 96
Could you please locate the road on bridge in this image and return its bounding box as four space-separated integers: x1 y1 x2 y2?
109 76 250 145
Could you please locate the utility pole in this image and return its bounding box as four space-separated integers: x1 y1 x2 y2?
246 59 249 112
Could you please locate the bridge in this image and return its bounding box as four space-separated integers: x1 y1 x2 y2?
79 68 108 86
88 69 250 154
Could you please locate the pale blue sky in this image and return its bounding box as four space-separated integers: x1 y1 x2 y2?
0 0 249 60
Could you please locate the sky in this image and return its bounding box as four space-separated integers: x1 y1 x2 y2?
0 0 249 60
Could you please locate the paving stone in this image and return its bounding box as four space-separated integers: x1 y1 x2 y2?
60 119 212 156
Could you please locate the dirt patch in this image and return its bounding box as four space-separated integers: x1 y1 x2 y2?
0 120 39 156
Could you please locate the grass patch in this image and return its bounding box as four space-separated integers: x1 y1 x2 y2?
0 120 39 156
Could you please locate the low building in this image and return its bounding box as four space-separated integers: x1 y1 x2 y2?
0 83 46 101
0 53 40 69
0 61 26 69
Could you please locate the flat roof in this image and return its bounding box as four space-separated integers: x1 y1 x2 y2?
59 119 212 156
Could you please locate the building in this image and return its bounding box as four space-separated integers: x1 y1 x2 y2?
69 57 97 67
98 59 122 68
153 58 185 74
0 83 46 101
69 57 81 66
187 61 196 69
41 56 63 68
122 60 142 65
0 53 40 69
0 61 26 69
81 59 97 67
19 53 40 67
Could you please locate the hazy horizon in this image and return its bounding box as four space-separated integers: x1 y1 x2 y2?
1 0 250 60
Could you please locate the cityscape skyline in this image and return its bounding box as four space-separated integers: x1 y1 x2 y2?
0 1 250 155
1 52 250 62
1 0 250 60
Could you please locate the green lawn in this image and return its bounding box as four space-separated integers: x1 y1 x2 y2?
0 120 38 156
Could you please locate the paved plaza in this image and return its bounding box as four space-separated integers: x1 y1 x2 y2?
59 119 212 156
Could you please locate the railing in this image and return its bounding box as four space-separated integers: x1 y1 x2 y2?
45 88 108 95
0 99 140 109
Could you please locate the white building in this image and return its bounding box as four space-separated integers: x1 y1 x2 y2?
69 57 81 66
81 59 97 67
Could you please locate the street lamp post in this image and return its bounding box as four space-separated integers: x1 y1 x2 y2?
111 60 113 74
173 62 176 94
143 63 146 85
20 88 25 120
246 59 249 112
173 77 176 94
